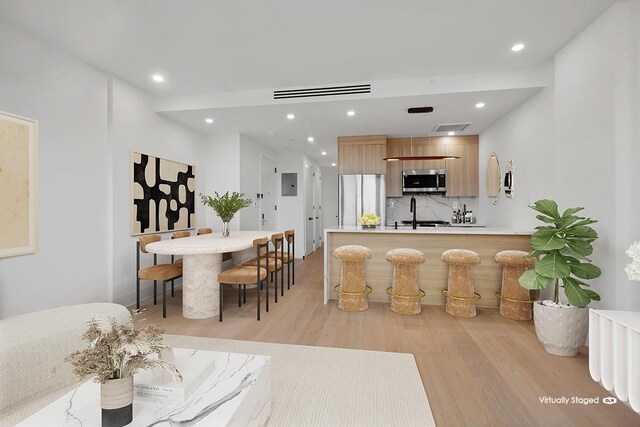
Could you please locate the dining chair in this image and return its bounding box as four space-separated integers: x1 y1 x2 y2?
136 235 182 318
217 238 270 321
269 229 295 290
197 228 213 235
244 233 283 302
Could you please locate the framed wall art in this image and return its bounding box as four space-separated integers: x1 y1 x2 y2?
0 111 38 258
131 152 196 235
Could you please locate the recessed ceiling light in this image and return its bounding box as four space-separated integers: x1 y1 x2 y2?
475 102 485 109
286 113 295 120
448 131 455 136
321 151 327 156
331 163 336 167
205 118 213 124
151 74 164 82
511 43 525 52
307 136 314 142
347 110 356 117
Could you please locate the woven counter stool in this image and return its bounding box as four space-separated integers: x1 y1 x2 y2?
495 250 537 320
385 249 426 315
333 245 373 312
441 249 481 318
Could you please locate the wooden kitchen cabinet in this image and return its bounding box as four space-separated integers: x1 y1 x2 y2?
337 135 387 175
386 142 403 197
445 139 479 197
385 136 479 198
338 144 362 174
361 144 387 174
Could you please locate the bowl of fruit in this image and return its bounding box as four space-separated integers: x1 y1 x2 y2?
357 213 381 229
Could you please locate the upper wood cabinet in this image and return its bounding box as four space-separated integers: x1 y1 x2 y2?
386 142 403 197
445 138 479 197
386 136 479 198
337 135 387 175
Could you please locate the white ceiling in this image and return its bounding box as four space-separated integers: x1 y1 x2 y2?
0 0 616 167
0 0 615 95
163 88 540 166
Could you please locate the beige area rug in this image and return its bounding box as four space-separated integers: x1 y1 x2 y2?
1 336 435 427
165 335 435 427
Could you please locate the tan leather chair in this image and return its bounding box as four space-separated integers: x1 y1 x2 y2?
269 230 295 290
136 235 182 318
217 238 270 321
243 234 284 303
170 231 191 296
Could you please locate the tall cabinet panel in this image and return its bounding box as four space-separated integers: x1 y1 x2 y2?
445 139 479 197
386 142 403 197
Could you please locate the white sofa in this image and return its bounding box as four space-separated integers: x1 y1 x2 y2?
0 303 131 426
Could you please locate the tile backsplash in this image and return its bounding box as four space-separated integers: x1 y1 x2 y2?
385 194 479 225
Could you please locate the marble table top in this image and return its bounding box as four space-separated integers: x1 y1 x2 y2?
146 231 275 255
18 349 272 427
326 226 533 235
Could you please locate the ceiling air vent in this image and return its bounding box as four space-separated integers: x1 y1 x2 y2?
433 123 471 133
274 84 371 100
408 107 434 114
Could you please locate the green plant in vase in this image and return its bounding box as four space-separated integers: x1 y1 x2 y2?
200 191 252 236
518 199 602 356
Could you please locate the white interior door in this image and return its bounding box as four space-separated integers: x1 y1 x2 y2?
260 156 276 231
304 163 314 255
314 170 322 248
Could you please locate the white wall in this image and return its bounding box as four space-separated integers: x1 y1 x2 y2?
479 1 640 310
204 133 241 232
275 153 306 258
0 22 110 318
238 134 276 231
109 79 210 307
320 167 339 231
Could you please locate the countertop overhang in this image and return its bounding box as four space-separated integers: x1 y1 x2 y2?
326 226 533 236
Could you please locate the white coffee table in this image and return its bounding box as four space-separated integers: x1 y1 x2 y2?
18 350 272 426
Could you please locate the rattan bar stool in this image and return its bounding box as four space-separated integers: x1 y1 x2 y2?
495 250 537 320
385 248 426 315
333 245 373 312
441 249 481 318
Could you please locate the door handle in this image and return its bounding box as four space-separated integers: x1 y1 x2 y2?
308 217 313 220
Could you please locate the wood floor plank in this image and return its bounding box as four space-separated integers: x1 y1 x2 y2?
131 248 640 426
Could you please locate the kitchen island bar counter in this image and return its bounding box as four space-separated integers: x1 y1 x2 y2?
324 227 533 306
328 225 533 235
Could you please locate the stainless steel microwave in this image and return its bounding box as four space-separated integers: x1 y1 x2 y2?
402 169 446 194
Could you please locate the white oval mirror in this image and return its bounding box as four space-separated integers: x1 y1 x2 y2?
486 152 501 204
504 160 514 198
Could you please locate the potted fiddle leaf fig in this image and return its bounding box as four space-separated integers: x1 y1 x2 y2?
200 191 252 237
519 199 601 357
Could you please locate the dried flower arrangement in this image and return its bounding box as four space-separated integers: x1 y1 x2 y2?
65 316 182 384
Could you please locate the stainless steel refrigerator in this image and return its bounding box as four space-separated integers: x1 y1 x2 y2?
338 174 386 226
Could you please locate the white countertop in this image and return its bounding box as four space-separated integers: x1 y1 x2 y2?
145 230 275 255
326 226 532 235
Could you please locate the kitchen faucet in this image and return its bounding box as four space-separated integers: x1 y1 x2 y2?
410 196 417 229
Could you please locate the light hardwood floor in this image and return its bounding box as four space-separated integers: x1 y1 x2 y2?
132 249 640 427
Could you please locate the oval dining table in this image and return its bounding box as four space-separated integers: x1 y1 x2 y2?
145 230 274 319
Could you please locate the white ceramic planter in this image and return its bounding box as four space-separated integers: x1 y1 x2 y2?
533 301 589 357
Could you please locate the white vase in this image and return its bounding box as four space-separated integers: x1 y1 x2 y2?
533 301 589 356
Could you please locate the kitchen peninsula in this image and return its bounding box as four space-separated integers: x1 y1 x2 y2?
324 226 532 307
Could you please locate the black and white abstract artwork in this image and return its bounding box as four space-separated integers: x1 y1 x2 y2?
131 152 195 235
